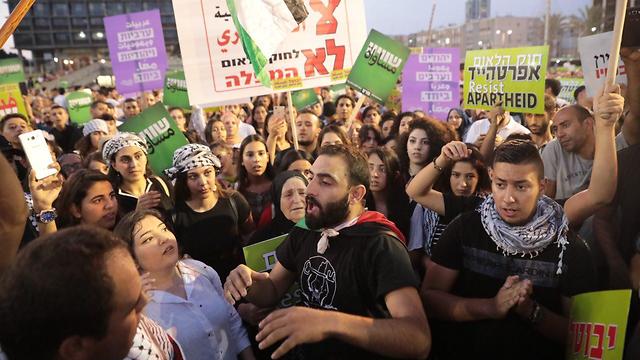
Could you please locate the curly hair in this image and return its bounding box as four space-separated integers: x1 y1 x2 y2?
397 118 452 181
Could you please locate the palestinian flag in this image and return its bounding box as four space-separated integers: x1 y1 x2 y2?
226 0 309 87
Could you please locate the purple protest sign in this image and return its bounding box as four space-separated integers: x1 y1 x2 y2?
402 48 460 121
104 9 167 94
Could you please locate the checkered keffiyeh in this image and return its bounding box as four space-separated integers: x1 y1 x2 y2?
102 132 147 166
82 119 109 137
163 143 221 179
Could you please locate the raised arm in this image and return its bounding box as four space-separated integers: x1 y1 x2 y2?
479 104 506 163
406 141 471 215
564 84 623 225
0 153 28 273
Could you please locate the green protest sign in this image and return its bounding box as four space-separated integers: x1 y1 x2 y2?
118 103 189 175
346 29 410 104
0 58 25 85
163 70 190 109
566 290 632 360
463 46 548 114
291 88 319 110
60 80 69 89
66 91 93 125
243 234 301 308
0 83 26 117
558 78 585 104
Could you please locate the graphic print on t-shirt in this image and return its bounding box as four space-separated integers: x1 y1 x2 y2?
300 256 338 310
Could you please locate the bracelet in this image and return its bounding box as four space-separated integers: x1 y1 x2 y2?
528 301 543 325
432 157 444 172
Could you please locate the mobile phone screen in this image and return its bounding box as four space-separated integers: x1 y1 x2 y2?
622 7 640 48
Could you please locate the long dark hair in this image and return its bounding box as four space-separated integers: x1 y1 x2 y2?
55 169 113 228
437 144 491 195
173 169 231 204
236 135 275 192
204 118 225 145
317 124 351 148
397 118 451 181
276 148 314 174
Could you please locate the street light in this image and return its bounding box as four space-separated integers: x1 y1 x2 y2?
95 32 104 39
100 59 106 64
53 57 58 63
445 37 450 45
63 59 69 65
591 26 597 32
496 29 513 46
78 31 86 39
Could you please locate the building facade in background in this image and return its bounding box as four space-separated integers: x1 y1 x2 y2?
8 0 179 69
465 0 490 21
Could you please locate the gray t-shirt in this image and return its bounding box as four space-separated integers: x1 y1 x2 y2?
541 139 592 200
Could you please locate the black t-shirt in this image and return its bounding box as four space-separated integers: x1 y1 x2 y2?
425 193 483 254
430 200 596 360
615 144 640 262
116 176 174 221
276 221 419 359
173 191 250 281
50 123 83 154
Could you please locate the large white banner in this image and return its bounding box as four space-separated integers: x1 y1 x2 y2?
578 32 627 97
173 0 367 106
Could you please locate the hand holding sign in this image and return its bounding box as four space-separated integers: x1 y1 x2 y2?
593 84 624 124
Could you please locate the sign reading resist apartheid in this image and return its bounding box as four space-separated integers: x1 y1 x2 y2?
402 47 460 120
118 103 188 175
346 29 410 104
104 9 168 95
172 0 367 106
463 46 549 114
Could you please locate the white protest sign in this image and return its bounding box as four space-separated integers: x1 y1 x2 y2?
578 31 627 97
173 0 367 107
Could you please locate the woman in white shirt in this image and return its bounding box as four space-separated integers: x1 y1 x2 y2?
114 208 254 360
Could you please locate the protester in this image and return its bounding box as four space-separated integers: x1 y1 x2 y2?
49 105 83 153
249 170 308 244
75 118 109 157
236 135 275 222
166 143 252 281
224 145 431 359
398 118 449 182
362 105 382 127
394 111 415 136
524 95 555 149
446 108 472 140
275 148 313 178
318 123 350 148
357 124 383 154
168 107 188 133
333 94 356 125
464 108 530 145
265 112 291 163
204 117 227 145
294 110 322 156
210 141 236 188
82 151 109 174
113 209 254 360
0 152 28 274
103 133 174 219
365 147 411 238
379 111 398 139
422 83 621 359
251 104 268 137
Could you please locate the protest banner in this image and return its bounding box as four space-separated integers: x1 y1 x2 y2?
291 88 319 110
66 91 93 125
578 32 627 97
0 83 26 117
567 290 632 360
173 0 367 106
463 46 548 114
243 234 301 308
0 57 25 85
558 78 585 104
118 103 188 175
346 29 410 105
104 9 168 95
163 70 190 109
402 48 460 120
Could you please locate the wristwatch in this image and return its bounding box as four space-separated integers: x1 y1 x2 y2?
35 208 57 224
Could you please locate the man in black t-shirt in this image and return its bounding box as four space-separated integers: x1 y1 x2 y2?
224 145 430 359
425 132 617 358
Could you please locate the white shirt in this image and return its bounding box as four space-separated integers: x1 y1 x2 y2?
53 94 67 108
238 121 256 140
464 116 531 144
144 259 250 360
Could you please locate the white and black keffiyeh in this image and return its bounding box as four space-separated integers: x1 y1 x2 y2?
102 132 147 166
479 195 569 274
163 143 221 179
82 119 109 136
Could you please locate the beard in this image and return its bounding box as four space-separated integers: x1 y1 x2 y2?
305 193 351 230
298 139 314 147
530 122 549 135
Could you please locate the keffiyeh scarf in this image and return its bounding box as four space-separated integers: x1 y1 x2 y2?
479 195 569 274
163 143 221 179
102 132 147 166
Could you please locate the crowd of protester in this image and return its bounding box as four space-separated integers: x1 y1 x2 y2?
1 47 640 360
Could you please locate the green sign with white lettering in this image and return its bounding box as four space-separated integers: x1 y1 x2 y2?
0 58 25 85
118 103 189 175
163 70 190 109
66 91 93 125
